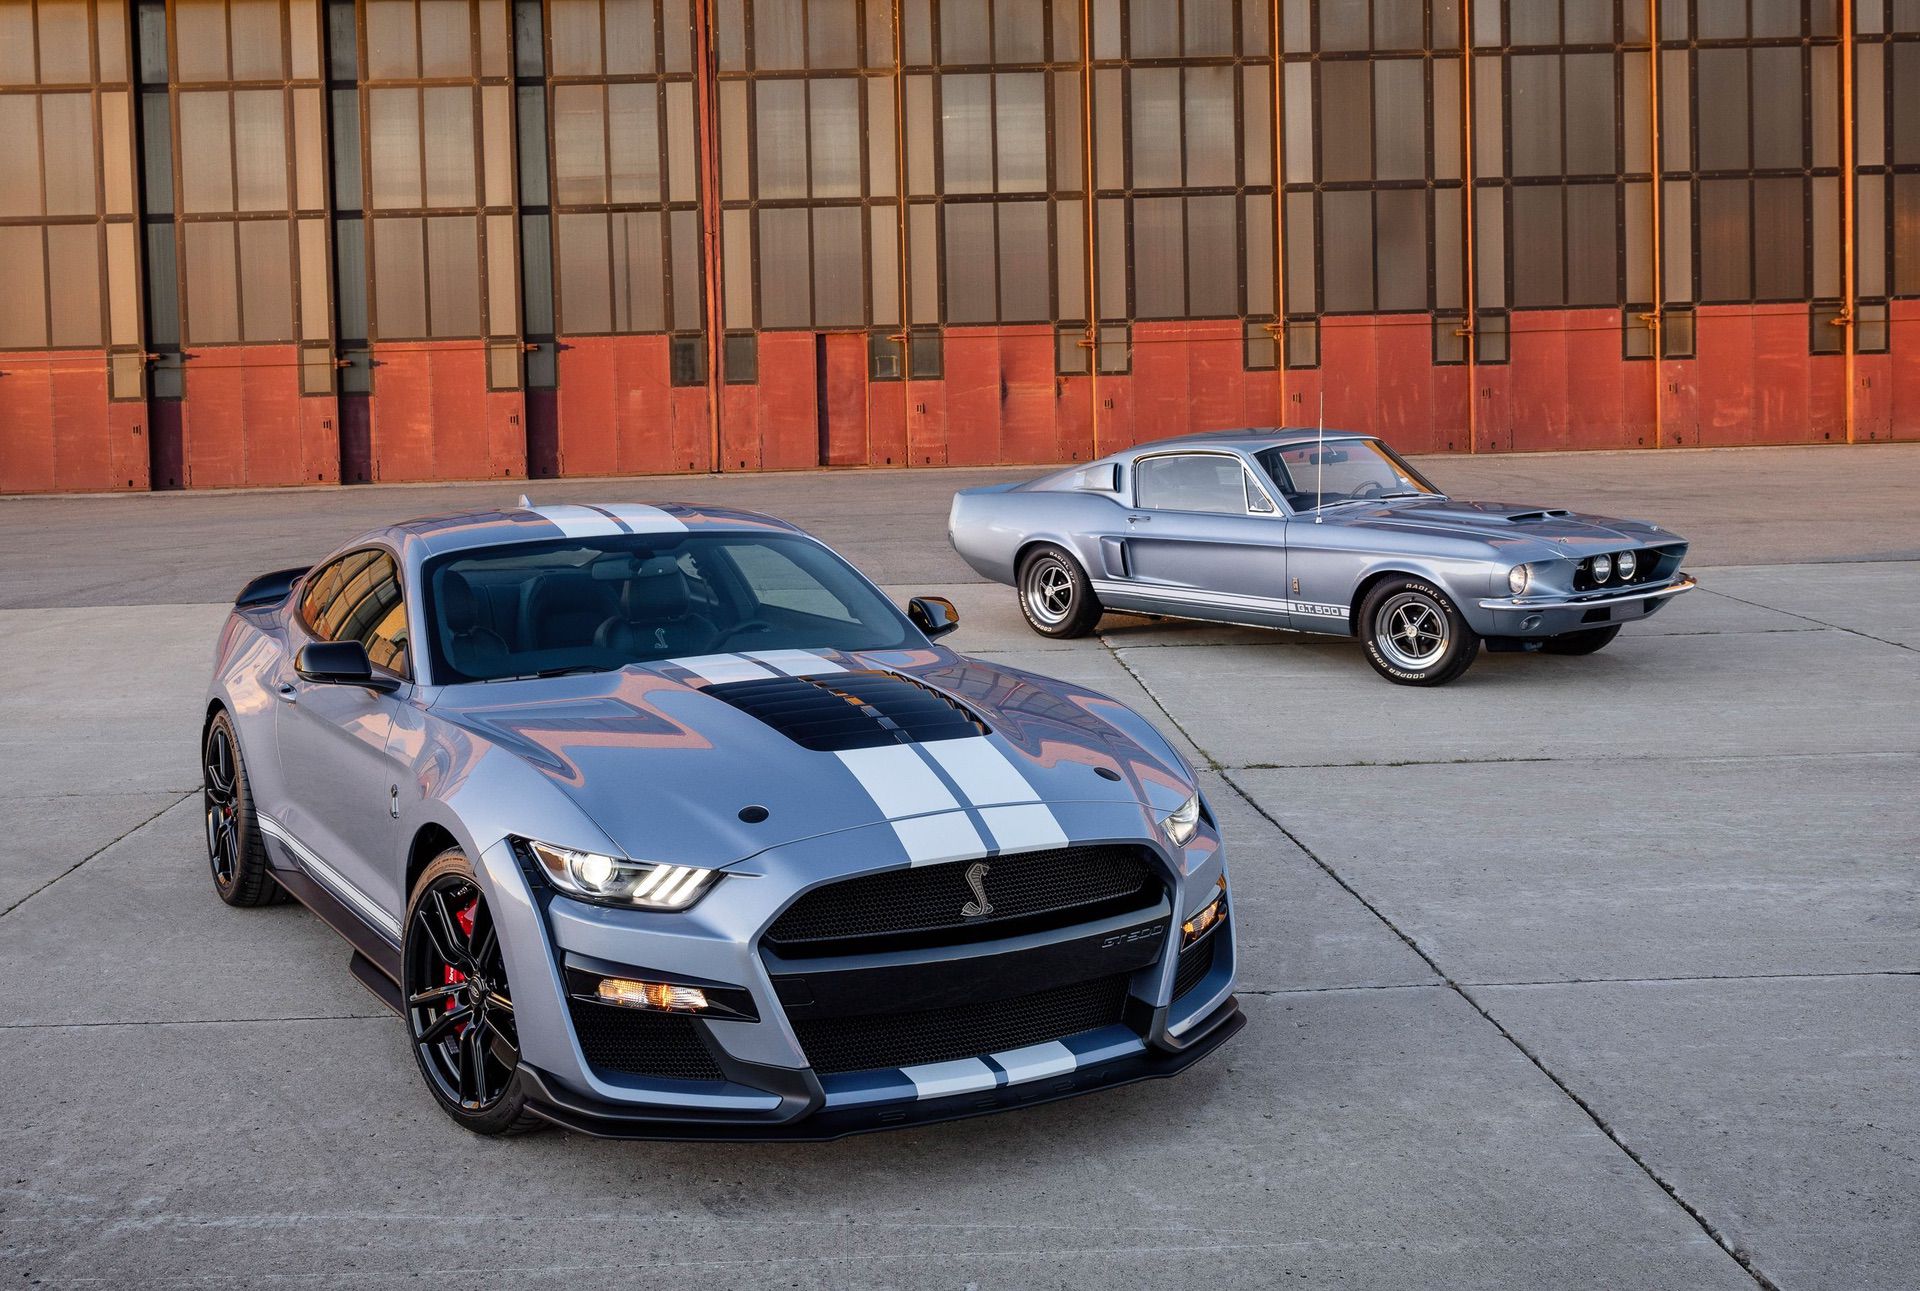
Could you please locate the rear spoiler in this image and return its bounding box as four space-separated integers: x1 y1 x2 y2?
235 566 310 609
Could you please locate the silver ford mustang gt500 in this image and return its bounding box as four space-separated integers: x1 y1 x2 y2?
949 429 1696 685
202 502 1240 1137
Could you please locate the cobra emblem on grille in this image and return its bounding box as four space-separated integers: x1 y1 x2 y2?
960 861 994 918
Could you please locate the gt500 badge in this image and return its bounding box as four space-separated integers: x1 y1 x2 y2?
1101 923 1165 949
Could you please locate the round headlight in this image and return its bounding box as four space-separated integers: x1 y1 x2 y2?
1616 550 1637 580
1507 564 1532 596
1590 553 1613 583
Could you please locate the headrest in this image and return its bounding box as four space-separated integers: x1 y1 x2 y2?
623 558 690 621
440 570 480 631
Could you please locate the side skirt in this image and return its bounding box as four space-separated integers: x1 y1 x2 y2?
267 861 404 989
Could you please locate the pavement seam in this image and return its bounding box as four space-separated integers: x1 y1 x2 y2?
0 791 192 921
1214 768 1782 1291
1701 587 1918 654
0 1013 392 1029
1099 638 1223 770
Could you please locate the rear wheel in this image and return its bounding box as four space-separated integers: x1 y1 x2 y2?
1541 624 1623 656
1017 545 1102 639
1358 578 1481 686
403 851 542 1135
202 712 285 907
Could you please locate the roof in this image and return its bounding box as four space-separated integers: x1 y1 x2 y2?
1120 427 1376 455
373 501 803 561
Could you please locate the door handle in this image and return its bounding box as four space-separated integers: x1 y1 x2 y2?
1126 514 1150 524
277 682 298 703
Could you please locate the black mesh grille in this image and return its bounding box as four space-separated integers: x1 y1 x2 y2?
765 844 1159 955
568 999 725 1081
702 671 985 751
792 973 1132 1075
1173 928 1220 1000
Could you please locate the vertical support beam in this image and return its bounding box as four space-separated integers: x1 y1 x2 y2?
892 0 910 450
1270 0 1285 424
1460 0 1478 453
1080 0 1100 454
1647 0 1664 448
691 0 725 470
1842 0 1858 444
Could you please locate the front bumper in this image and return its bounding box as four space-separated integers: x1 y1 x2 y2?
1474 572 1695 636
475 801 1241 1138
514 993 1244 1140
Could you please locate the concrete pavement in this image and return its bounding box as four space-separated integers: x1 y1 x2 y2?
1 445 1916 1288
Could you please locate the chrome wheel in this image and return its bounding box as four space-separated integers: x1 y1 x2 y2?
1373 591 1450 671
203 724 240 887
1024 558 1075 626
406 875 518 1112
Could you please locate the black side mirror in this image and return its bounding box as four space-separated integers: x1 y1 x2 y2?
907 596 961 640
295 641 399 692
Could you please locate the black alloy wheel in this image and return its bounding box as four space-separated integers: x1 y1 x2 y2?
403 850 541 1135
202 711 284 907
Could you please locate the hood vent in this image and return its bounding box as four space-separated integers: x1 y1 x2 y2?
1505 509 1573 522
702 670 987 752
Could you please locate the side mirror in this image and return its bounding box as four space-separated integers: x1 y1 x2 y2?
907 596 961 640
295 641 399 692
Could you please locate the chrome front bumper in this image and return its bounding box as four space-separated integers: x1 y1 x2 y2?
1479 572 1697 613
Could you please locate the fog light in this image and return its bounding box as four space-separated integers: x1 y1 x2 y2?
1616 550 1637 580
595 978 710 1012
1182 877 1228 947
1590 553 1612 583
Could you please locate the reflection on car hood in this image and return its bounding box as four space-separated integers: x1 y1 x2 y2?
1332 498 1679 550
429 647 1193 868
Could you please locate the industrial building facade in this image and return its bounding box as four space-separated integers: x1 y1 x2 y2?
1 0 1915 493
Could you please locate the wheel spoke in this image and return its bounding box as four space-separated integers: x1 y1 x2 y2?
421 890 470 972
418 1004 473 1046
408 984 462 1008
458 1025 484 1104
483 1014 519 1068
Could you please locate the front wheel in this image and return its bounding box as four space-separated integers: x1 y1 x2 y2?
1358 578 1481 686
403 851 542 1135
1541 624 1622 656
1017 546 1102 639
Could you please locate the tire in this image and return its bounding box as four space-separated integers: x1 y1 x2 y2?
1541 624 1623 656
202 711 287 907
1017 545 1103 639
403 850 543 1136
1358 577 1481 686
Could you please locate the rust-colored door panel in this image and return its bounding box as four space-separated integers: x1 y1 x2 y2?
819 332 867 466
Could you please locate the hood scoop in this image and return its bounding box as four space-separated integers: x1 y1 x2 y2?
703 670 988 752
1504 508 1573 522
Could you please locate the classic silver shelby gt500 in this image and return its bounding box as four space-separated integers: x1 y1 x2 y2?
949 429 1696 685
203 502 1238 1137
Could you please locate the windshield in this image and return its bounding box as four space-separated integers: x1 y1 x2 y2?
422 532 918 684
1254 439 1441 511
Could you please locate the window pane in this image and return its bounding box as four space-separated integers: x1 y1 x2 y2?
1752 177 1803 300
1698 179 1750 301
1136 455 1247 514
1375 188 1424 312
1185 0 1234 54
1183 66 1235 187
997 73 1047 193
41 94 98 216
1509 56 1561 176
334 216 367 337
1243 65 1271 187
0 98 43 217
1056 196 1085 320
1373 59 1424 182
1695 50 1748 171
759 206 812 327
606 0 657 74
419 0 475 77
423 87 478 206
1130 68 1182 188
365 0 420 78
1566 182 1615 305
808 0 859 67
997 0 1046 60
942 74 993 194
1187 195 1236 316
1128 0 1178 57
943 202 995 322
1319 62 1371 183
870 204 899 324
230 0 286 78
234 90 289 212
1319 0 1368 50
519 211 553 333
868 77 896 196
755 79 808 199
756 0 806 68
373 216 427 336
809 78 862 197
999 201 1049 322
1134 196 1185 318
178 93 235 213
0 227 46 347
1322 190 1373 311
558 211 611 331
238 219 294 341
175 0 229 80
45 224 100 344
1564 53 1614 174
611 210 665 331
812 205 863 326
426 215 481 335
552 84 607 205
1751 47 1803 170
1375 0 1423 47
910 201 938 323
185 221 240 342
608 83 662 203
369 89 423 209
548 0 602 75
1510 186 1563 306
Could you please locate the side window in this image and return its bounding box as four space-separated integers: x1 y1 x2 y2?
1244 469 1277 513
1135 455 1252 515
300 550 410 679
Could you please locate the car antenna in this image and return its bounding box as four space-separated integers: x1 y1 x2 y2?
1314 390 1325 525
516 493 532 509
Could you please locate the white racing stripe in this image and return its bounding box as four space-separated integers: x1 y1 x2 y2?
991 1040 1077 1085
889 811 988 867
926 737 1040 806
835 746 959 818
977 803 1069 852
745 649 846 676
596 503 688 534
901 1057 998 1099
528 504 625 539
1090 578 1348 620
257 814 402 940
669 653 777 685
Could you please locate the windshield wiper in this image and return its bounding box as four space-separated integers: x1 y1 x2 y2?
478 664 612 683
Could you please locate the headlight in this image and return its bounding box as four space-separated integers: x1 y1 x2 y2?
1590 553 1613 583
1160 793 1202 847
1507 564 1532 595
525 839 719 911
1616 549 1637 580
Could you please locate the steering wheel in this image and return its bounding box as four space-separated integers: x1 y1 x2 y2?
714 619 775 649
1350 479 1391 499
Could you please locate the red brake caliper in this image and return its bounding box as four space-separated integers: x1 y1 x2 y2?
441 899 478 1034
